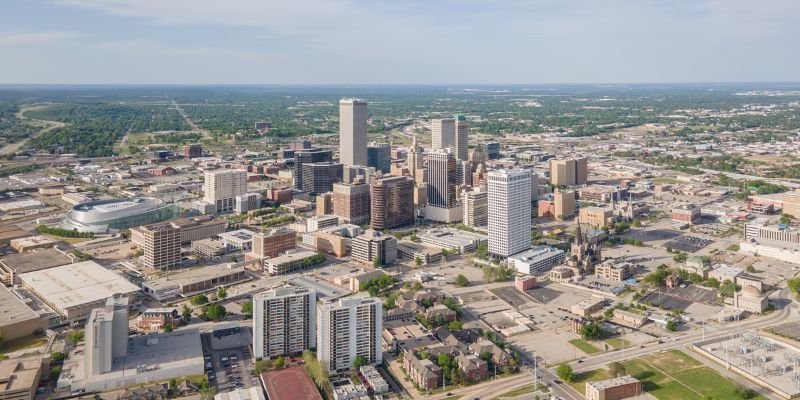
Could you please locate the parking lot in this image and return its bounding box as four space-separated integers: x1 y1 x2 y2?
201 327 258 392
639 284 718 310
664 235 714 253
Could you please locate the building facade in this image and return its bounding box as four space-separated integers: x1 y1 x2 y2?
488 169 531 258
332 182 371 225
549 157 588 186
250 228 296 258
352 230 397 266
462 189 488 227
370 175 414 230
133 223 181 270
431 118 455 150
339 99 368 166
316 298 383 373
253 287 316 359
204 169 247 213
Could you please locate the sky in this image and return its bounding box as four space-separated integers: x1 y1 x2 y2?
1 0 799 84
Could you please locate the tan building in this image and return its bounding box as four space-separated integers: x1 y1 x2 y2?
612 309 647 328
733 286 768 313
312 231 347 258
571 297 605 317
169 216 227 244
0 356 43 400
585 375 642 400
549 157 588 186
339 99 368 166
0 248 73 286
332 182 371 225
316 192 334 216
462 189 488 227
10 236 57 253
251 228 296 258
431 118 455 150
0 285 47 342
131 223 181 270
784 190 800 218
579 206 614 228
595 261 635 282
554 189 576 221
204 169 247 213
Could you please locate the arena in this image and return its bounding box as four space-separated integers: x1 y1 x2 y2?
60 197 181 233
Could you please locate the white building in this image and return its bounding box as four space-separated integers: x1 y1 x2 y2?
508 246 566 275
431 118 455 150
253 287 316 359
203 169 247 213
488 169 532 258
339 99 368 166
317 298 383 373
85 297 129 376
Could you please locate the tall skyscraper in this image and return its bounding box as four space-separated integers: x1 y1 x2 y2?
204 169 247 213
407 134 424 184
339 99 368 166
488 169 532 258
133 223 181 270
333 182 371 225
370 175 414 230
367 142 391 173
431 118 455 150
253 287 316 359
342 165 375 184
294 148 333 190
454 114 469 160
426 150 461 223
317 297 383 373
85 297 129 376
549 157 588 186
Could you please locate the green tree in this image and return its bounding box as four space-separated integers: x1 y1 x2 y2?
164 324 173 332
556 363 574 382
51 351 67 362
373 257 382 267
217 287 228 299
745 265 756 273
673 252 688 263
789 278 800 294
204 304 227 321
447 320 463 331
254 359 271 373
705 278 721 289
631 219 642 228
666 320 679 331
455 274 470 287
275 356 285 368
579 321 606 340
241 300 253 317
353 355 368 369
67 331 85 345
169 378 177 392
415 257 423 267
49 366 62 381
719 281 741 298
780 213 794 225
191 294 209 306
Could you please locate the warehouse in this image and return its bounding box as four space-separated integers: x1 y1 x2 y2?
0 285 48 342
0 247 73 286
18 261 139 322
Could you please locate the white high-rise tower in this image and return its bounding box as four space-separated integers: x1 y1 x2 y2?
339 99 368 166
488 169 532 258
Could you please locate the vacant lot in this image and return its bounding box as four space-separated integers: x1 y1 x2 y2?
569 350 766 400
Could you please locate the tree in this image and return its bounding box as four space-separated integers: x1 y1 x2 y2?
49 366 62 381
373 257 382 267
51 351 67 363
169 378 178 392
191 294 209 306
745 265 756 273
447 320 463 331
217 287 228 299
608 361 626 378
455 274 470 287
254 359 271 373
705 278 721 289
480 351 492 361
780 213 794 225
275 356 285 369
241 300 253 317
182 304 193 322
789 278 800 294
556 363 574 382
353 355 368 369
673 252 688 263
631 219 642 228
67 331 84 345
579 321 606 340
204 304 227 321
415 257 423 267
719 281 741 298
666 320 679 332
385 292 398 309
164 324 173 332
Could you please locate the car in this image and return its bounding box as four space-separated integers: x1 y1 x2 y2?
577 359 583 363
446 393 453 396
221 357 228 362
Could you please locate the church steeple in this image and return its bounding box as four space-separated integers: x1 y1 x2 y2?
574 217 583 245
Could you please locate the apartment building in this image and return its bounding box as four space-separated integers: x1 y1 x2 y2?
253 287 316 359
316 298 383 373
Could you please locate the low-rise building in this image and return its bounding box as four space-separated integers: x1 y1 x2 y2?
9 236 57 253
169 216 227 244
191 239 227 258
403 349 442 390
594 260 635 282
612 309 647 328
579 207 614 228
263 249 322 275
218 229 256 252
417 227 487 253
352 230 397 266
671 204 700 224
0 356 43 400
585 375 642 400
507 246 566 275
396 241 442 265
135 308 180 331
550 266 575 282
358 365 389 394
733 286 768 314
709 264 742 283
142 264 247 300
250 228 296 258
571 297 606 317
0 247 73 286
0 285 48 342
515 275 537 291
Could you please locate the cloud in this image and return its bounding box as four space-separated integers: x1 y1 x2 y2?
0 30 85 45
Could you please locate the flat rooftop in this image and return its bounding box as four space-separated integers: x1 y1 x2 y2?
18 261 139 310
0 285 41 328
148 264 246 288
0 248 72 274
587 375 640 390
0 356 42 395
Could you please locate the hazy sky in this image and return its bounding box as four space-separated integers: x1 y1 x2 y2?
1 0 798 84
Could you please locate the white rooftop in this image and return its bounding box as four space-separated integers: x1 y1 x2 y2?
19 261 139 310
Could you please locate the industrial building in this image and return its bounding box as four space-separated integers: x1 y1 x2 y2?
0 247 73 286
18 261 139 321
0 285 48 342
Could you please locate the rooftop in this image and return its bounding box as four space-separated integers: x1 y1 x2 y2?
261 366 322 400
148 264 246 289
508 246 564 263
18 261 139 310
587 375 640 390
0 356 42 395
0 247 72 274
0 285 41 328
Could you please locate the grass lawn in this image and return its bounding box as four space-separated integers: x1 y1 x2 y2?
568 339 600 355
491 384 535 399
1 335 47 353
646 349 701 375
673 367 767 400
604 337 632 350
567 368 610 394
